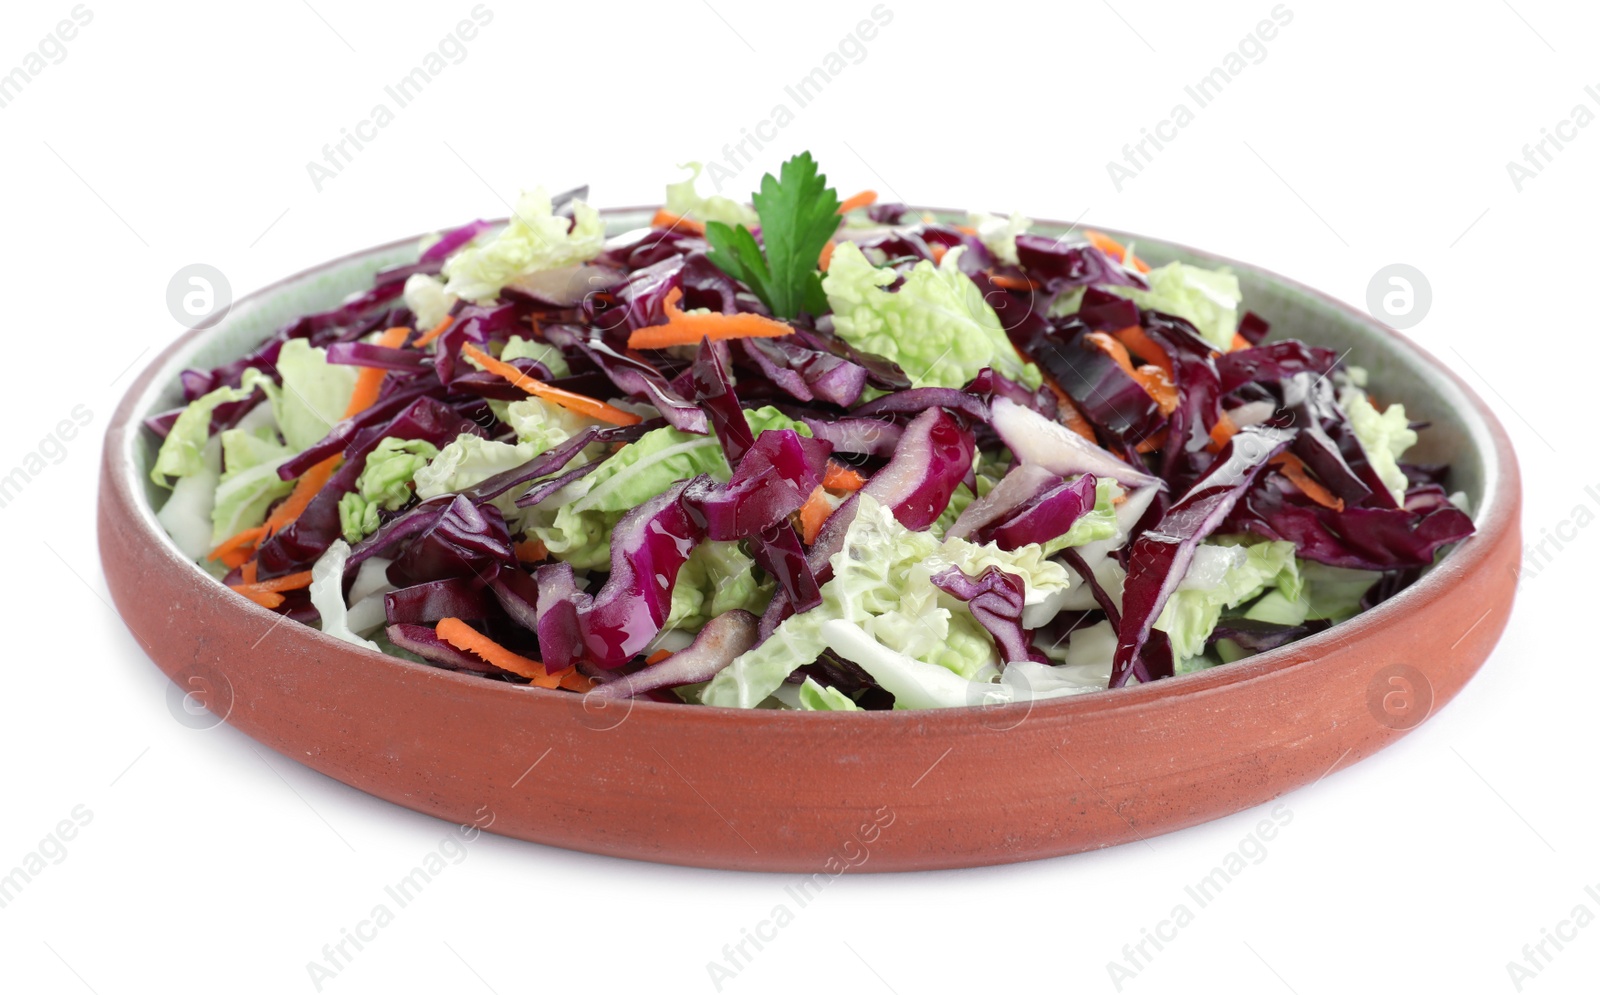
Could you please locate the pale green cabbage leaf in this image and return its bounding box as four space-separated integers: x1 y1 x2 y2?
823 242 1042 389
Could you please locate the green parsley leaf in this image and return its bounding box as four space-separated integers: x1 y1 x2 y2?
705 151 841 319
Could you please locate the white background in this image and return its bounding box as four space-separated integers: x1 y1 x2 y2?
0 1 1594 992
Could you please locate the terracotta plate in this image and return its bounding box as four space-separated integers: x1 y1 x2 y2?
99 210 1520 872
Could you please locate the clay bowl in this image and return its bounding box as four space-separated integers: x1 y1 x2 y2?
99 209 1520 873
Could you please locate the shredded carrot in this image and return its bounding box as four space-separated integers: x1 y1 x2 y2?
954 224 978 235
235 589 285 610
1131 365 1179 416
229 569 312 607
559 670 597 692
459 343 642 427
1135 428 1169 454
216 547 254 571
1088 331 1179 413
649 208 706 235
1271 453 1345 511
818 240 837 272
822 462 866 493
434 617 566 687
413 315 454 348
930 243 948 265
1085 230 1151 274
836 190 877 215
239 560 258 586
626 287 796 350
1055 393 1099 443
1204 413 1343 510
1230 332 1252 352
1208 410 1240 452
987 273 1039 292
344 325 414 417
211 453 339 561
264 455 341 536
513 539 548 563
230 570 314 595
798 487 834 545
1012 339 1098 443
645 649 673 665
1084 331 1136 375
1112 325 1172 376
208 525 268 563
343 379 381 419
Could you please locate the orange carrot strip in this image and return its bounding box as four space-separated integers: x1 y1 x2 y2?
818 240 837 272
413 315 454 348
459 343 641 427
559 670 597 692
239 560 259 586
513 539 548 563
987 273 1039 292
1112 325 1172 376
435 617 564 687
1208 410 1239 452
645 649 673 665
1012 339 1098 443
343 377 383 418
650 208 706 235
230 569 315 596
1055 393 1099 443
929 243 948 265
1230 332 1252 352
799 487 834 545
264 455 341 536
1271 453 1345 511
836 190 877 215
343 326 414 417
1135 427 1169 454
235 589 285 610
954 224 978 235
626 287 796 350
1088 331 1177 412
208 525 268 563
822 462 866 493
1084 331 1136 375
1131 365 1179 416
217 547 253 571
1085 230 1151 273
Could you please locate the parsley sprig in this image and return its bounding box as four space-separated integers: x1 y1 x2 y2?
704 152 840 320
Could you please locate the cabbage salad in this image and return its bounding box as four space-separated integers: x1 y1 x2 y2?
148 152 1474 709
